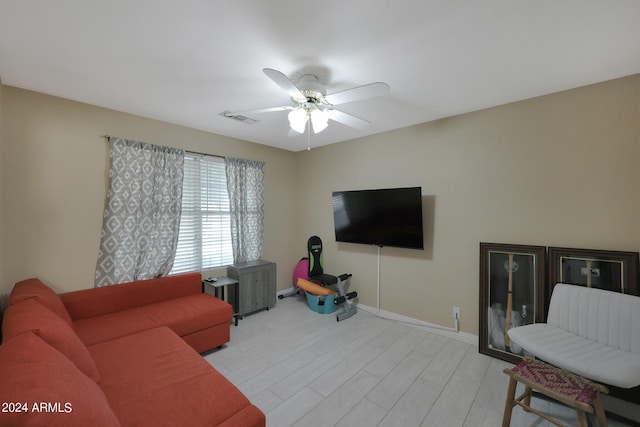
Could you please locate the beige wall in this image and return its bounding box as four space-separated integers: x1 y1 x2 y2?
0 87 298 296
1 75 638 336
296 74 640 335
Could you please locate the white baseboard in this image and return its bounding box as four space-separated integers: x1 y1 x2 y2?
357 304 478 346
276 287 478 346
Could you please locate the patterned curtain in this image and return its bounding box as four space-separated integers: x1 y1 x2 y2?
225 157 265 264
95 137 185 287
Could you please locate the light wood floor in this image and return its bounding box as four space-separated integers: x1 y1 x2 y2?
204 296 636 427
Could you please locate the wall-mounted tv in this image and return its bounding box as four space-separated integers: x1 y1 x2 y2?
332 187 424 250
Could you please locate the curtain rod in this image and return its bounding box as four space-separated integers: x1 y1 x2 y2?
101 135 223 159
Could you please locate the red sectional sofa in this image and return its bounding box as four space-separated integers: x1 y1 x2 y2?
0 272 266 427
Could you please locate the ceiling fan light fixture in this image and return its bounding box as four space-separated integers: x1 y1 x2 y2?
228 68 389 143
311 109 328 134
288 108 307 134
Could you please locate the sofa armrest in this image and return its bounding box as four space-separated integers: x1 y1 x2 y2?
60 272 202 321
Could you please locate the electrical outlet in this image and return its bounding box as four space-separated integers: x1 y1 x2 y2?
453 307 461 319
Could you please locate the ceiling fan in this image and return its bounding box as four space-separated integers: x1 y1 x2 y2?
224 68 390 135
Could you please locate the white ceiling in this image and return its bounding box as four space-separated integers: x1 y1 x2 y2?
1 1 639 152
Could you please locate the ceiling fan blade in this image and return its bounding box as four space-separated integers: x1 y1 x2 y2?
324 82 390 105
223 106 291 116
326 109 371 130
263 68 306 101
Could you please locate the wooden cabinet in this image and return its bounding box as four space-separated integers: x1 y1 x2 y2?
227 260 276 318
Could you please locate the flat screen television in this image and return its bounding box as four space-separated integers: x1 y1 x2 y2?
332 187 424 250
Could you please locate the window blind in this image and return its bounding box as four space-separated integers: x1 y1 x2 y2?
170 154 233 274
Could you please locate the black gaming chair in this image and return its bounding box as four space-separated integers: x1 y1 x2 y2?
307 236 337 286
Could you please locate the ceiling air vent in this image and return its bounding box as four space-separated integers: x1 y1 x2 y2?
219 110 258 124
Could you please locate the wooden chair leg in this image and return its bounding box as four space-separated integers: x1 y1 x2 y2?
522 385 532 411
576 409 588 427
592 395 608 427
502 376 518 427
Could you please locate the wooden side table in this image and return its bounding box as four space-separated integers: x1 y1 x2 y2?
203 277 240 326
502 357 608 427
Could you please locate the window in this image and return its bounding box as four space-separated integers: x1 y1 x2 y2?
170 154 233 274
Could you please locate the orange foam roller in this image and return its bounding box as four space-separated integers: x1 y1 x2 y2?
296 278 336 296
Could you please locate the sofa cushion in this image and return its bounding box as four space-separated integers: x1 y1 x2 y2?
8 278 73 327
88 327 264 427
509 323 640 388
2 299 100 382
73 294 232 347
0 332 120 427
